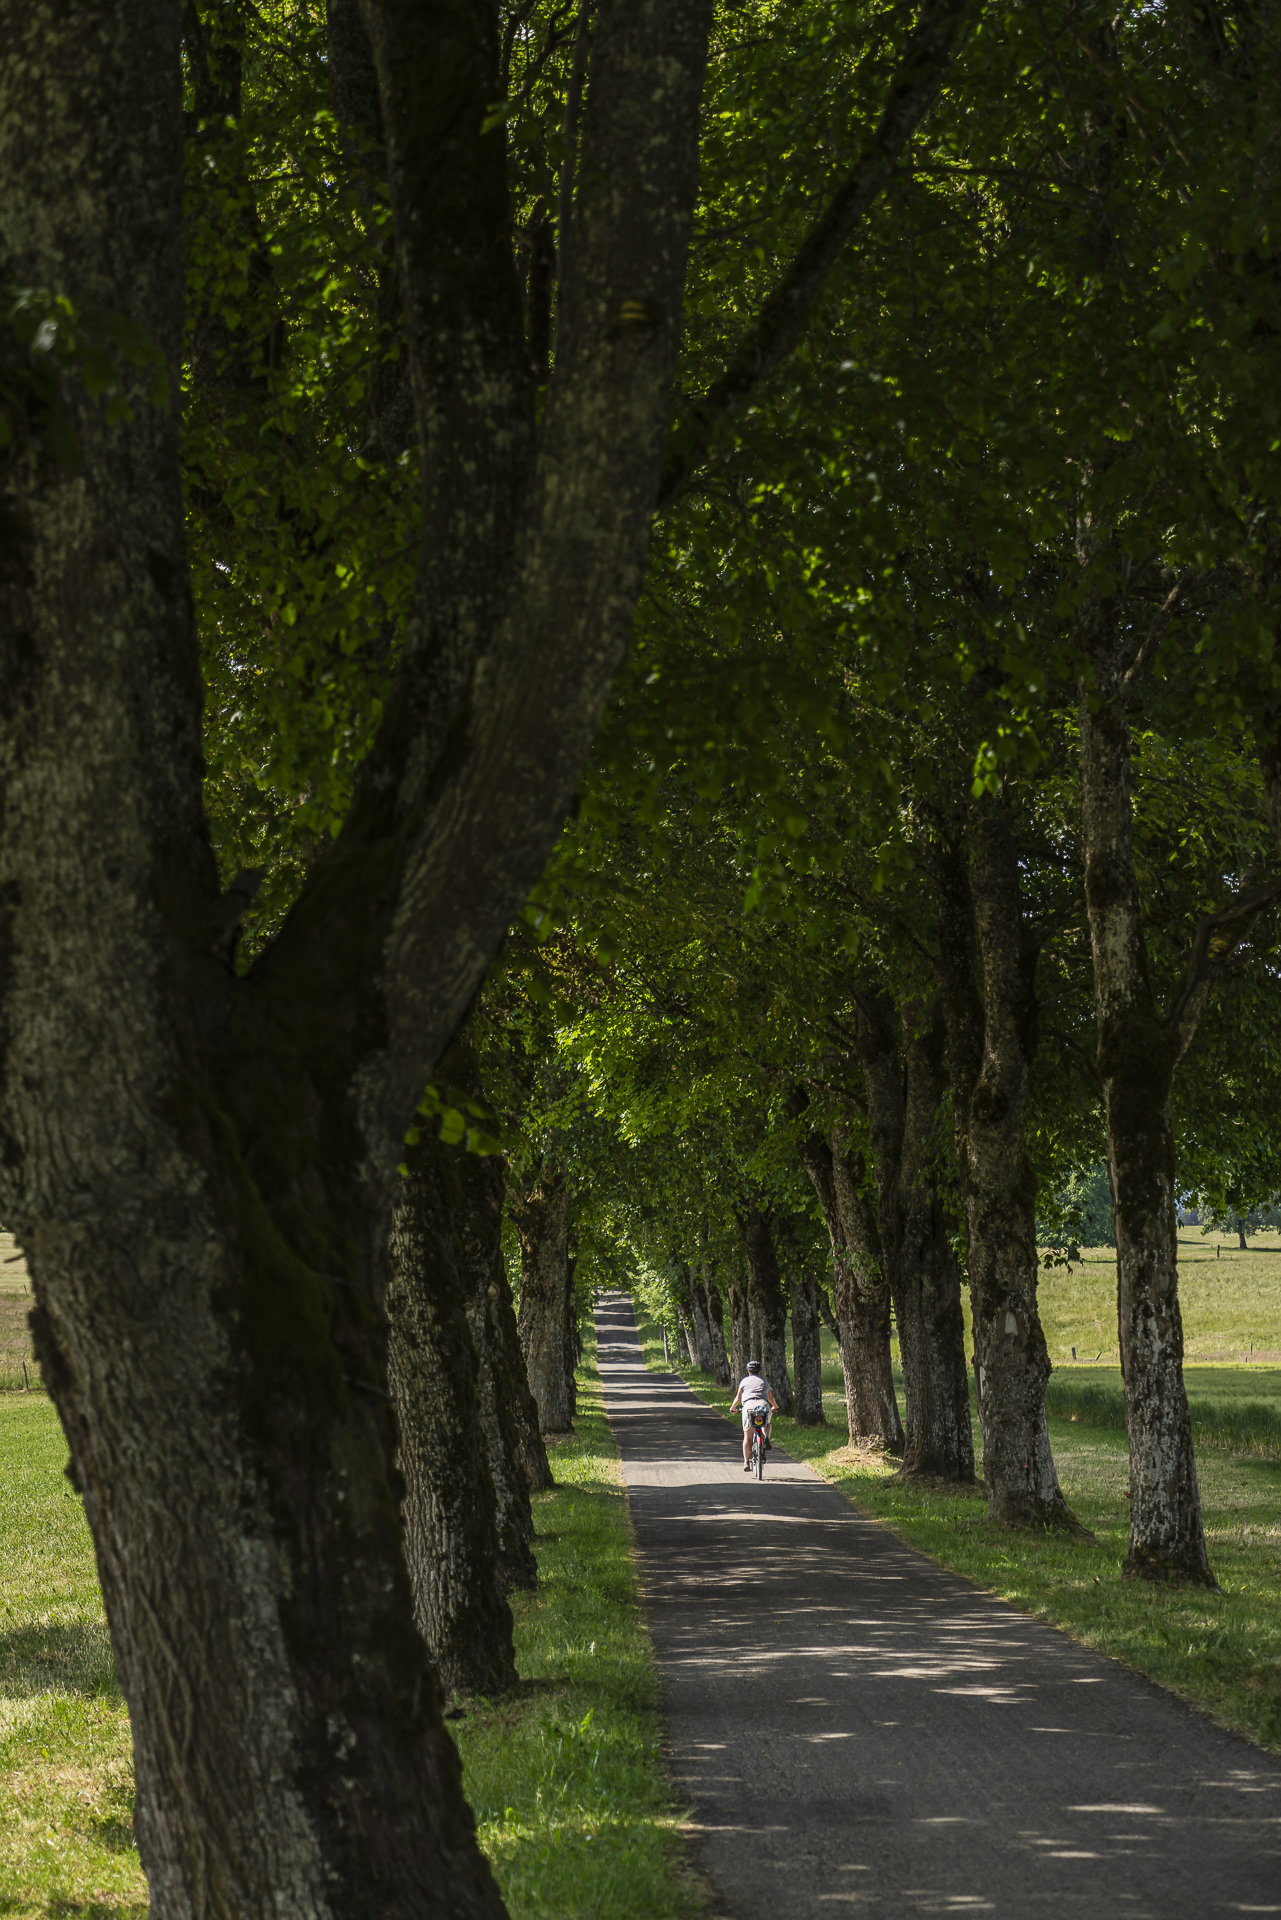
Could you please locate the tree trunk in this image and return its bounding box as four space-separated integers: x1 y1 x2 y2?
388 1135 518 1694
742 1207 793 1413
564 1252 578 1419
728 1275 751 1383
794 1107 903 1451
688 1276 714 1372
704 1270 732 1384
786 1262 826 1426
1237 1219 1248 1251
1079 603 1213 1584
512 1173 574 1433
676 1316 692 1366
931 823 1075 1529
894 1001 973 1481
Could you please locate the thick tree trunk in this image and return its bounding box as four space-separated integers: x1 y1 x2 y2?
1079 608 1213 1584
676 1317 692 1365
728 1276 751 1383
704 1271 732 1384
794 1111 903 1451
512 1174 574 1433
894 1002 974 1481
788 1269 826 1425
388 1135 518 1693
932 824 1075 1529
742 1207 793 1412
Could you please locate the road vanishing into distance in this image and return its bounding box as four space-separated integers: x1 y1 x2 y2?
595 1293 1281 1919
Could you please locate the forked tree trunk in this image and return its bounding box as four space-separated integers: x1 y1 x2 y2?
388 1135 518 1693
511 1173 574 1433
704 1270 732 1384
742 1207 793 1412
894 1002 973 1481
1079 602 1212 1584
932 823 1075 1529
794 1107 903 1451
728 1276 751 1383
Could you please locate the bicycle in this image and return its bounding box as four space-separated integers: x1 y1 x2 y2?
747 1403 769 1479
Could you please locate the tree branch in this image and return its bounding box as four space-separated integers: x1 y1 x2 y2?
1165 873 1281 1063
656 0 981 509
1118 579 1189 705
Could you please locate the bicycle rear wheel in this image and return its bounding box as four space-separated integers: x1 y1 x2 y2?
754 1431 764 1479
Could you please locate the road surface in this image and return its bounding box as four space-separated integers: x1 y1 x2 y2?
595 1292 1281 1918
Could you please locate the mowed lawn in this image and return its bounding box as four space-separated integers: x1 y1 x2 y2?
0 1318 698 1920
643 1240 1281 1756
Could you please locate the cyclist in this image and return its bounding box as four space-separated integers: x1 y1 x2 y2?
729 1360 778 1471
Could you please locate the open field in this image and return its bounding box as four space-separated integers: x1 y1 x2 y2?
641 1306 1281 1755
0 1323 697 1919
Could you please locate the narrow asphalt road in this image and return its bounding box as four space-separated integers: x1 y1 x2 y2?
595 1292 1281 1918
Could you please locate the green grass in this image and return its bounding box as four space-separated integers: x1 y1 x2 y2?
0 1396 144 1918
0 1322 697 1920
1038 1229 1281 1365
453 1321 699 1920
639 1308 1281 1756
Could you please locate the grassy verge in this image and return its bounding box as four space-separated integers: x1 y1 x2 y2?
636 1309 1281 1754
453 1319 699 1920
0 1323 697 1920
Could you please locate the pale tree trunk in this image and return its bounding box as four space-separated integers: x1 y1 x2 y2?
676 1317 692 1366
895 1002 973 1480
932 825 1075 1529
564 1253 579 1419
1079 596 1212 1584
388 1134 518 1694
0 0 974 1901
704 1270 732 1384
512 1174 573 1433
794 1107 903 1451
742 1207 793 1412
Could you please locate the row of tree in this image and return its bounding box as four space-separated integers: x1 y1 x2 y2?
6 0 1281 1911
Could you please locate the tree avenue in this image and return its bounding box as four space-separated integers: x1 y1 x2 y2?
3 0 1281 1911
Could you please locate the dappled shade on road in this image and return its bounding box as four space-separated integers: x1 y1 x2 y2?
596 1293 1281 1918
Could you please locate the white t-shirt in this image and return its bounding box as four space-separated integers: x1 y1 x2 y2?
738 1374 772 1406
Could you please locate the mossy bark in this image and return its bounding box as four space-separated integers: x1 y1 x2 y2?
512 1173 574 1433
933 821 1076 1530
742 1206 793 1413
388 1136 518 1694
1079 607 1212 1585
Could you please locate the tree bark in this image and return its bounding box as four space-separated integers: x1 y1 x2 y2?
779 1221 825 1426
704 1269 732 1384
741 1207 793 1413
931 823 1075 1529
727 1274 751 1383
511 1172 574 1433
1078 597 1213 1584
894 1001 974 1481
687 1270 714 1371
387 1135 518 1694
794 1110 903 1451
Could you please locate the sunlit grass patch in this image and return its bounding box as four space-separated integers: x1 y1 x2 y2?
0 1396 144 1918
636 1304 1281 1755
453 1320 701 1920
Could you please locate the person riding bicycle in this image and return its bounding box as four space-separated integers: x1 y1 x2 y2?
728 1360 778 1472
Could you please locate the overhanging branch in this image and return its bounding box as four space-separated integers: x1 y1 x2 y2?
656 0 982 510
1165 873 1281 1061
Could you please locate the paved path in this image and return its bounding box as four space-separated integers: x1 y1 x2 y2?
596 1293 1281 1918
